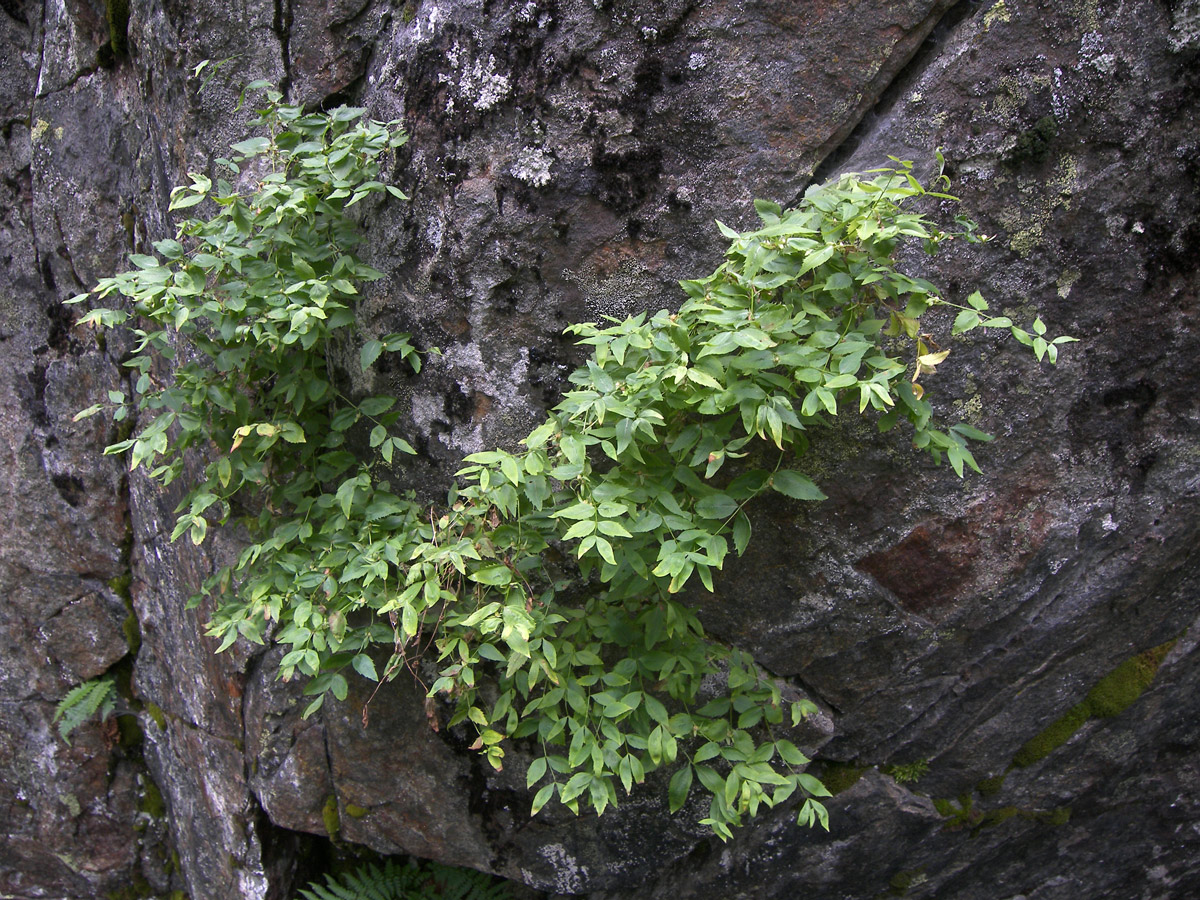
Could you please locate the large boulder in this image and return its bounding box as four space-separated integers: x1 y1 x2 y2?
0 0 1197 897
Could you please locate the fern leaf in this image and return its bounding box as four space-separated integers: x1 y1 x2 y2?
53 678 116 745
300 876 356 900
295 859 508 900
424 862 511 900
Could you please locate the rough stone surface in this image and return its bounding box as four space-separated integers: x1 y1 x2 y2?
1 0 1198 898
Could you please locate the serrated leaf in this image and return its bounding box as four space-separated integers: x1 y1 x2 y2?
352 654 379 681
302 695 325 718
952 309 980 335
329 674 348 701
552 501 594 521
360 340 384 371
695 493 738 520
644 694 669 726
732 511 752 555
500 455 521 486
798 773 832 797
824 373 858 390
799 244 834 276
593 536 617 565
771 470 826 501
774 739 809 767
561 519 595 541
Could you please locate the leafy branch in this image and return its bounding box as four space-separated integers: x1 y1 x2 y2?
69 85 1073 841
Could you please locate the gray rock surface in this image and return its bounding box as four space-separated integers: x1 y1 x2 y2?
1 0 1198 898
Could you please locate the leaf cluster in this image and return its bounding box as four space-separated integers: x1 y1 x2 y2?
53 677 117 745
71 96 1073 844
296 858 510 900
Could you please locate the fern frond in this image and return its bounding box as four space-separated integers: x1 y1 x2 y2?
422 862 512 900
297 860 421 900
53 677 116 745
295 859 510 900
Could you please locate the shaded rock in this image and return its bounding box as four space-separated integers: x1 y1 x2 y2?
0 0 1198 898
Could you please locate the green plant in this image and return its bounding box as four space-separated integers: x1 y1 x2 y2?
297 859 509 900
70 79 1073 842
932 793 981 831
54 677 117 745
883 759 929 785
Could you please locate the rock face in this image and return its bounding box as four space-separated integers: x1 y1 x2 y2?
1 0 1198 898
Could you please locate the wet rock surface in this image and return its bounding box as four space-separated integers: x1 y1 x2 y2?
1 0 1198 897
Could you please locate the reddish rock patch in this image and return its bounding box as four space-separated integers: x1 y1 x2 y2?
857 478 1051 620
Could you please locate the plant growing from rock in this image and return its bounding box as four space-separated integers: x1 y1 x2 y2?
70 83 1074 840
54 677 116 744
883 759 929 785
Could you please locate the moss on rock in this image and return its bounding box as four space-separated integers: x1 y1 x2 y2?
1013 640 1175 767
1042 806 1071 826
139 778 166 819
1012 701 1090 768
976 773 1006 797
322 794 341 840
888 867 927 896
818 761 867 795
144 702 167 731
106 0 130 57
1085 640 1175 718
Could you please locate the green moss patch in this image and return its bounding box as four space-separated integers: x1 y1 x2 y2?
1042 806 1071 826
106 0 130 57
139 778 166 818
322 794 341 840
1012 701 1090 767
976 773 1006 797
144 701 167 731
818 761 866 795
1013 640 1175 768
1011 115 1058 165
979 805 1020 828
1086 640 1174 718
888 867 927 896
